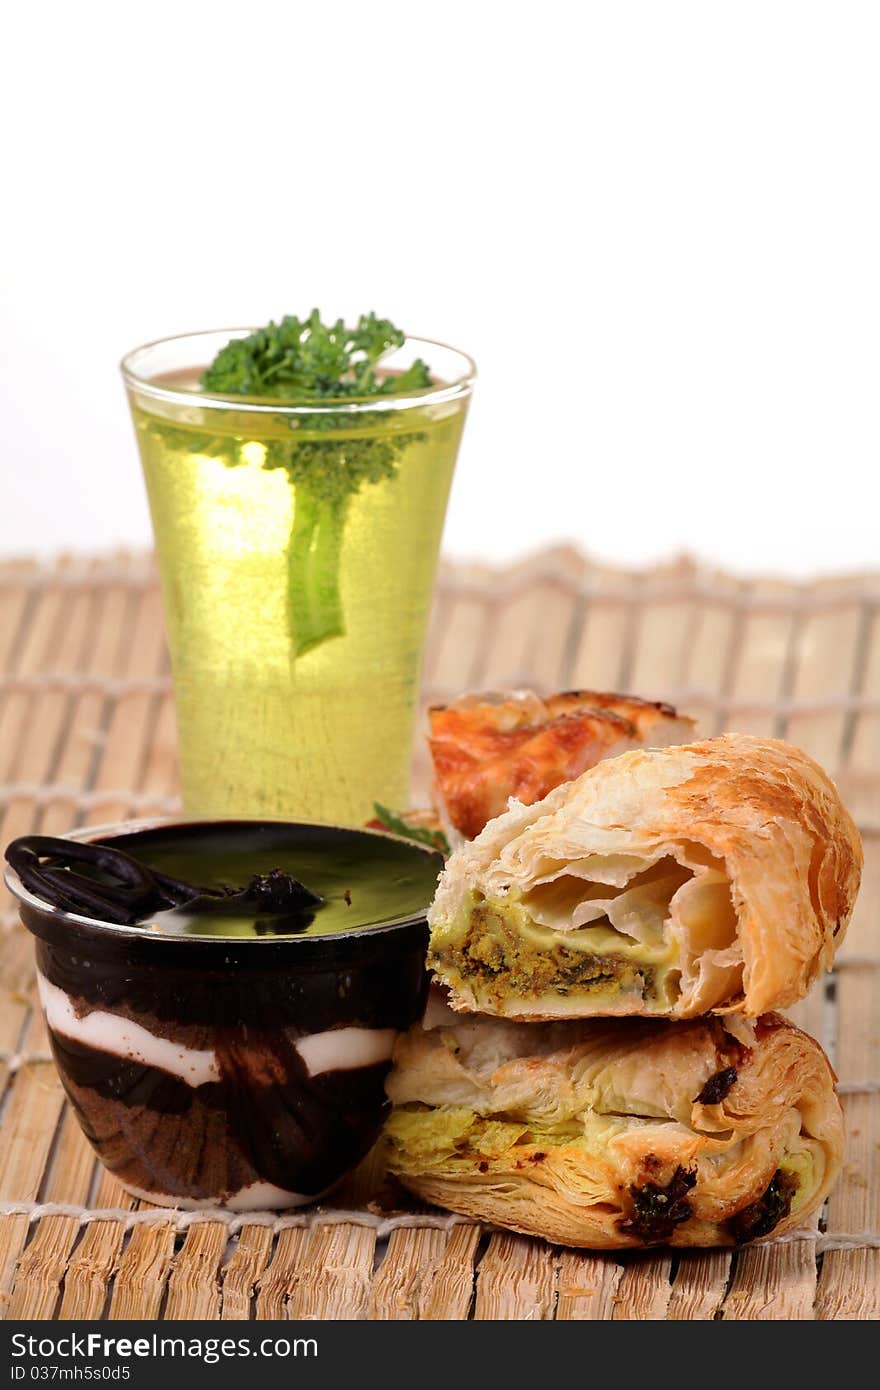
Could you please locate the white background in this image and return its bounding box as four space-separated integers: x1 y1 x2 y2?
2 0 878 576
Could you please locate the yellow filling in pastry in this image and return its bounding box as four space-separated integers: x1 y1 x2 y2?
428 867 687 1013
385 1103 811 1243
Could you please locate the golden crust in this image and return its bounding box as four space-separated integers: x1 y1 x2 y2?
428 688 695 841
385 1010 844 1250
428 734 862 1018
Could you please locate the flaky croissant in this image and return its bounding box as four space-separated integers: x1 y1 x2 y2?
385 1006 843 1249
428 734 861 1019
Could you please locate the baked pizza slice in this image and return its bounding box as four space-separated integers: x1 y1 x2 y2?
428 688 695 842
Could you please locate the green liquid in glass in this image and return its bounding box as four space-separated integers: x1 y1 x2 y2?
130 380 467 824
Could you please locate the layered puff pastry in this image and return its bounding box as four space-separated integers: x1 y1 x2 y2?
428 734 861 1020
428 689 695 842
385 1007 843 1249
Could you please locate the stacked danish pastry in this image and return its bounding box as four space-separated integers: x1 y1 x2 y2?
384 693 861 1249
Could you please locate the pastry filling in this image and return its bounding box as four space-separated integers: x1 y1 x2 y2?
728 1168 800 1243
386 1105 808 1245
385 1104 584 1169
430 851 741 1014
622 1166 697 1242
434 899 659 1004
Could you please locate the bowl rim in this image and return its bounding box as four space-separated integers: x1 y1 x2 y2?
4 816 442 946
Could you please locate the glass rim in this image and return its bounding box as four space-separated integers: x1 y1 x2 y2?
4 816 441 945
121 328 476 417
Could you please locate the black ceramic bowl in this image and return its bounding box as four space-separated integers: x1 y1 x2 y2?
4 819 441 1210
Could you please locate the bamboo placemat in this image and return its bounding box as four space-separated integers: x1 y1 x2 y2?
0 546 877 1320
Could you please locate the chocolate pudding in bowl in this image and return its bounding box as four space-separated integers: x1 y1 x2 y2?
4 819 441 1210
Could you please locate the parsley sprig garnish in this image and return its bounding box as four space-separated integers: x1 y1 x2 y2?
372 803 450 856
200 312 431 656
202 311 431 402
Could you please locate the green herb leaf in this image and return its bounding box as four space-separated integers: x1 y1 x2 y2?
198 311 431 656
372 803 450 857
200 310 429 401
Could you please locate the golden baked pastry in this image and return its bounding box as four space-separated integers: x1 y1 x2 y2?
428 734 861 1019
385 1006 843 1249
428 689 695 841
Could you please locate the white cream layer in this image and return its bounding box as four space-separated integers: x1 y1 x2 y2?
37 973 221 1087
37 972 398 1086
295 1027 397 1075
120 1178 316 1211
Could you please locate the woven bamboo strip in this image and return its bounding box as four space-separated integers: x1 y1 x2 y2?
164 1223 227 1320
666 1251 731 1320
0 935 37 1024
723 1239 818 1320
6 567 95 790
5 1218 80 1321
59 1221 127 1320
848 603 880 779
0 575 66 786
678 569 745 737
370 1226 447 1320
784 576 867 770
0 567 106 1320
612 1254 672 1319
0 986 29 1110
38 558 136 822
20 1002 50 1058
420 572 453 690
568 567 642 692
141 694 178 802
108 1218 176 1321
0 566 37 678
816 1027 880 1316
418 1222 480 1320
522 553 585 691
255 1227 309 1320
471 579 544 691
285 1223 376 1320
0 1218 29 1320
724 578 800 739
816 1249 880 1321
0 1063 65 1202
476 548 584 691
81 580 168 831
37 557 138 841
0 568 81 942
474 1233 557 1320
220 1225 274 1321
7 1109 103 1319
628 582 697 701
0 1063 66 1318
555 1252 622 1320
42 1101 101 1201
1 564 135 1334
840 837 880 961
834 965 880 1084
423 584 489 696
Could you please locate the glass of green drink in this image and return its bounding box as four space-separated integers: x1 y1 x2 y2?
122 321 474 824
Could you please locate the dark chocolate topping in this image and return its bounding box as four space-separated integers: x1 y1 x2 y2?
5 834 322 929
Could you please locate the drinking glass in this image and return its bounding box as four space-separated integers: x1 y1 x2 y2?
122 331 474 823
